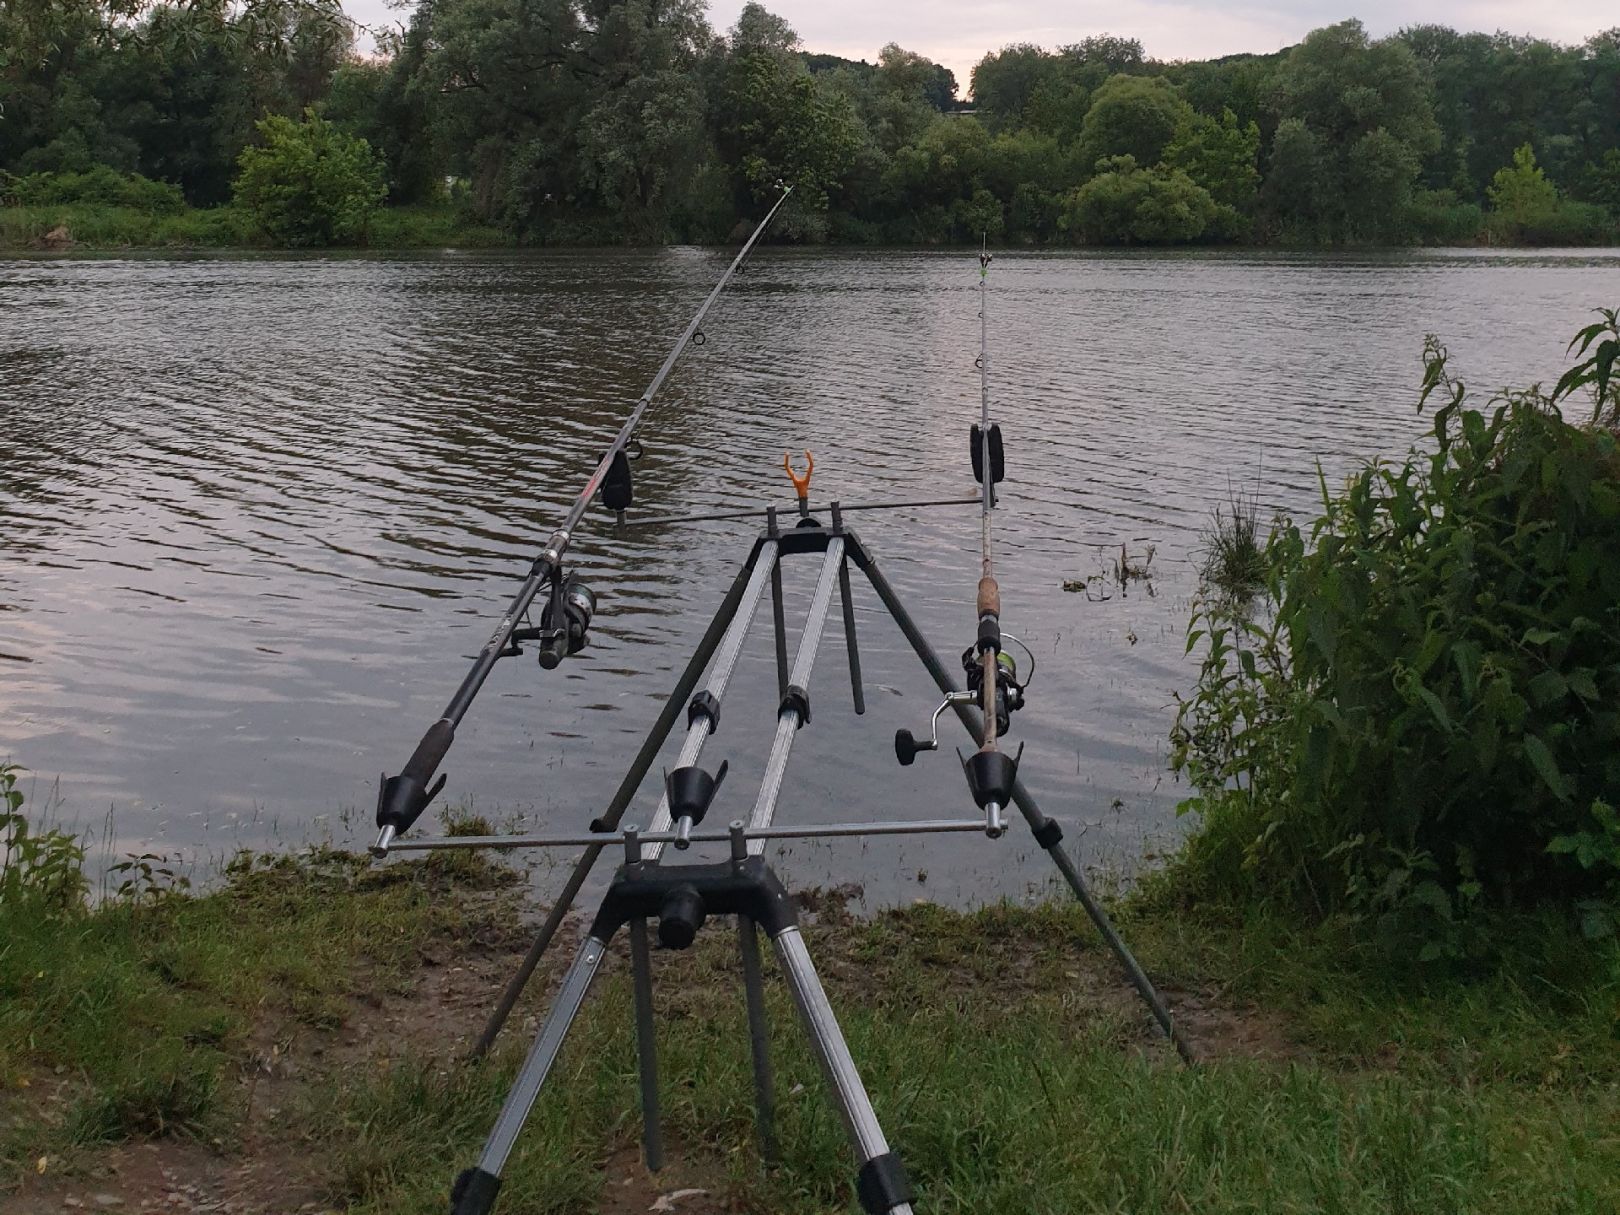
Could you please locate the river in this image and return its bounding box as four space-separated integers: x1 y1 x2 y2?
2 246 1615 904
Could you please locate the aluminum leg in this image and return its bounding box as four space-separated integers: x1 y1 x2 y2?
453 938 611 1215
471 538 777 1058
772 927 915 1215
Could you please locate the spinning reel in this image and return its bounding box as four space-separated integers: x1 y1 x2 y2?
507 570 597 668
894 634 1033 766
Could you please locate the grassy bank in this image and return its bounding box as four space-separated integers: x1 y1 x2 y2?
0 204 509 251
3 840 1615 1213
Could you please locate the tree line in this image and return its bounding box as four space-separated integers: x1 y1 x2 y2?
3 0 1618 246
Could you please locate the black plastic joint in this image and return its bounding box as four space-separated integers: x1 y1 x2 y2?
588 857 800 945
856 1153 914 1215
780 683 811 725
450 1167 502 1215
1032 817 1064 849
976 615 1002 654
376 719 455 832
687 689 721 733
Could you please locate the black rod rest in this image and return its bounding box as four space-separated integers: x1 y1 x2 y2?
666 760 728 845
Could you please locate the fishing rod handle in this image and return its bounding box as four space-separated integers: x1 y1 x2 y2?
977 575 1000 622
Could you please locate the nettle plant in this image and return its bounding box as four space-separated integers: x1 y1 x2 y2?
1172 310 1620 952
0 764 88 913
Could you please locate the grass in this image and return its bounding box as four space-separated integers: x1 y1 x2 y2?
0 842 514 1168
310 899 1620 1214
1197 484 1269 602
2 825 1616 1212
0 203 511 250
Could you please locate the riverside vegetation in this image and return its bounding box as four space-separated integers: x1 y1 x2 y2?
2 1 1620 248
1172 309 1620 959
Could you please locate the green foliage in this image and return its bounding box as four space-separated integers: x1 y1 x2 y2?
13 167 184 212
4 6 1620 247
1060 156 1217 244
1198 486 1270 603
1265 20 1438 242
234 109 385 245
1488 143 1560 229
0 202 257 248
1172 316 1620 952
0 765 87 914
1481 144 1619 245
1075 74 1189 171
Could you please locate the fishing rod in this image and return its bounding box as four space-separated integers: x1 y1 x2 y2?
894 238 1028 834
372 188 794 853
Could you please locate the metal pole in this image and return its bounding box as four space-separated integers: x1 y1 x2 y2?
773 928 914 1215
634 541 782 865
748 540 845 853
625 495 980 529
385 818 993 852
737 917 779 1162
768 509 790 700
469 938 610 1179
628 920 664 1171
469 540 769 1059
850 540 1195 1063
832 504 865 716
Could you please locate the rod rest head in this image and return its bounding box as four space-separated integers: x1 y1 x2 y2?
666 760 728 828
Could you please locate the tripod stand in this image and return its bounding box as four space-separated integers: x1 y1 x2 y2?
380 504 1194 1214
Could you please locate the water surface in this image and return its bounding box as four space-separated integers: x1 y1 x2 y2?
2 246 1615 902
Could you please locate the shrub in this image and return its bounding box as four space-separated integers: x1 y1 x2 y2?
1171 311 1620 951
1408 188 1484 245
234 110 386 246
12 167 186 213
1059 156 1217 244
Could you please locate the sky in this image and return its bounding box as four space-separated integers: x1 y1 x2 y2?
342 1 1613 94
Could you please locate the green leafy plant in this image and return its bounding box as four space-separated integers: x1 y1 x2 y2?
233 109 386 246
0 764 88 913
108 852 192 906
1172 313 1620 952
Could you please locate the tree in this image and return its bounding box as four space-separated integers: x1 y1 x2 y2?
969 44 1049 129
711 6 860 233
1487 142 1560 230
1075 75 1189 172
234 109 385 244
1270 20 1439 240
1165 107 1260 231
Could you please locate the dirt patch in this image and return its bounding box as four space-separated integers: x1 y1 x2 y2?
1158 984 1303 1063
5 1140 324 1215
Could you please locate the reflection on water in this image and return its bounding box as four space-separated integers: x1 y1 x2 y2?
2 246 1615 902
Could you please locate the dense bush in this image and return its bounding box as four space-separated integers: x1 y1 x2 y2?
12 166 185 213
1172 311 1620 952
234 110 386 246
1059 156 1217 244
